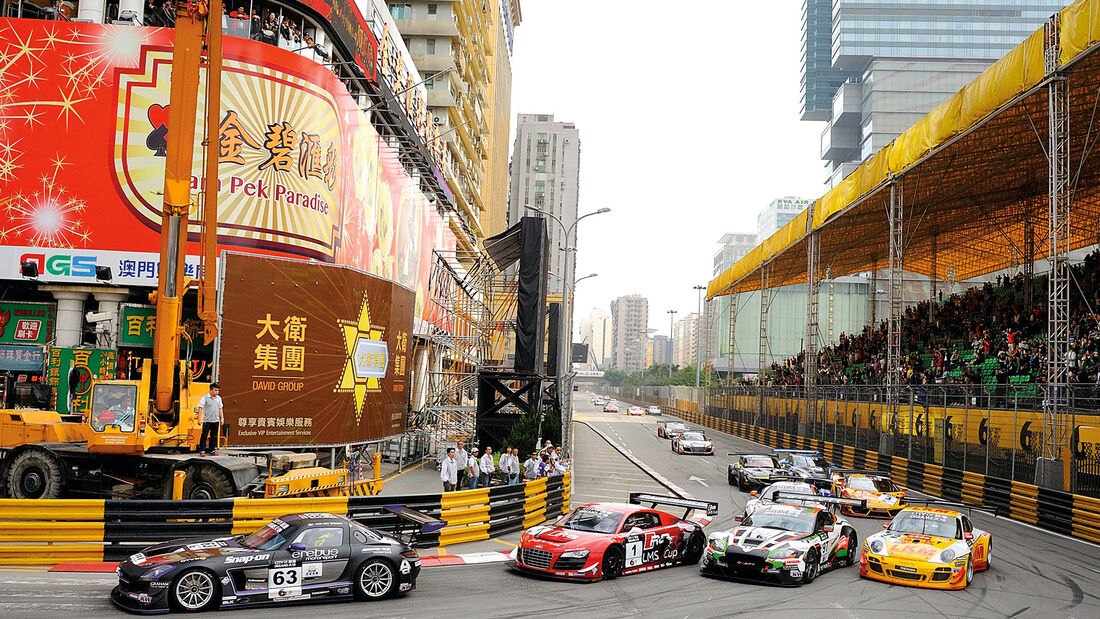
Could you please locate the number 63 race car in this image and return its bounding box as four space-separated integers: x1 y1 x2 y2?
111 507 444 614
510 493 719 581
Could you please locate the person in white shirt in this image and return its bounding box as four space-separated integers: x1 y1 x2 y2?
522 451 540 481
502 446 519 485
440 447 458 492
454 441 469 489
467 446 481 489
550 446 562 463
480 446 496 487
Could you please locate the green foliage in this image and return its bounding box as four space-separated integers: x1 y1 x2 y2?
506 402 561 455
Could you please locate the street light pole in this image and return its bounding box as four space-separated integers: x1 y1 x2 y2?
668 309 677 379
694 285 705 388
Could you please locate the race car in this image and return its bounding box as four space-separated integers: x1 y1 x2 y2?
593 397 607 406
671 431 714 455
727 453 783 491
646 406 662 415
832 470 908 517
111 508 442 613
700 495 864 586
775 449 833 482
627 405 646 416
860 505 992 590
744 480 826 516
656 421 687 439
511 493 719 581
603 402 620 413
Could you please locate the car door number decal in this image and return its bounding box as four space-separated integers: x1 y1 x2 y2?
268 566 302 599
625 540 644 567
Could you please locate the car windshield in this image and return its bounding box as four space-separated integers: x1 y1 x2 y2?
792 455 828 469
242 521 289 550
889 512 960 538
682 432 706 441
849 476 897 492
560 507 622 534
743 510 814 534
744 456 776 468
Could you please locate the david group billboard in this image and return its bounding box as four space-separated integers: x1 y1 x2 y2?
217 253 413 446
0 19 453 320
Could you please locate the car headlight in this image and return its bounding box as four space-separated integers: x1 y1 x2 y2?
937 549 956 563
769 547 800 559
869 540 885 555
560 550 589 559
139 564 176 581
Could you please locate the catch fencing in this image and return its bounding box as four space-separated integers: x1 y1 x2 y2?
0 473 569 565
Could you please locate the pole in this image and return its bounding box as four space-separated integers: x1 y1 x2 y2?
694 285 704 388
668 310 677 379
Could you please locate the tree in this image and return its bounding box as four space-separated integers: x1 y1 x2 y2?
506 402 561 455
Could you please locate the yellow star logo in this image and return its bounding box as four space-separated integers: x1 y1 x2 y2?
334 292 388 424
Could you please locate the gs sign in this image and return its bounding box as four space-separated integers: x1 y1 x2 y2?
20 253 97 277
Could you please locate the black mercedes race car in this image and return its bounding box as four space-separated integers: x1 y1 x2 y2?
111 507 443 614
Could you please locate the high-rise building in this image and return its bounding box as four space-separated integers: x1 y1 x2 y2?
757 197 812 242
507 114 581 296
646 334 671 368
802 0 1067 187
610 295 648 372
578 308 611 369
713 233 757 277
672 313 699 369
387 0 521 248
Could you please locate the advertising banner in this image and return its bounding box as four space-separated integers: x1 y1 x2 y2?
117 303 210 350
45 347 118 416
0 301 55 345
218 253 413 446
0 19 453 324
0 345 46 372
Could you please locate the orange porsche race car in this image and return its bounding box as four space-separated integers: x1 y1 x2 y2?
831 470 908 518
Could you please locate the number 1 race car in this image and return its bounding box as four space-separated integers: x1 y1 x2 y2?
860 505 992 590
511 493 719 581
700 494 866 585
111 508 443 613
831 470 908 517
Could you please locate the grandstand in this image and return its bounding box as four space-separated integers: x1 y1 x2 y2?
706 1 1100 491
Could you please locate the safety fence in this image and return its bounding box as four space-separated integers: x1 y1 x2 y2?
623 396 1100 545
0 473 569 565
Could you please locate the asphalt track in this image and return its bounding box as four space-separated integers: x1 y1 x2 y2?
2 394 1099 617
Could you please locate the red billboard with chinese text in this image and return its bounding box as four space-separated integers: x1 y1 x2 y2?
0 19 453 322
218 253 413 446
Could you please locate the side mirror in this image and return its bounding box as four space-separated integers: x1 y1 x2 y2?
290 542 306 551
733 515 743 522
823 524 834 533
628 527 643 535
749 490 757 496
881 522 890 529
963 531 974 541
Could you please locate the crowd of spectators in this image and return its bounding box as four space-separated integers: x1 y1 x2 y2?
439 440 567 493
767 250 1100 391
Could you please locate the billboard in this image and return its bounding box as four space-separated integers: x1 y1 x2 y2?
0 302 55 346
0 19 453 323
217 253 413 446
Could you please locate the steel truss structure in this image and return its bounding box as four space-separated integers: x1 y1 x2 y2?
419 249 518 451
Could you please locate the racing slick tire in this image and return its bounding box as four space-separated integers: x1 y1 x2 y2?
727 472 736 486
681 531 705 565
965 556 974 586
601 545 624 580
737 477 748 492
801 549 820 585
840 529 858 567
983 540 992 570
354 558 397 600
169 567 219 613
6 449 63 499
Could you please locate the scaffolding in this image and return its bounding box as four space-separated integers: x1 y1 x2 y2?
418 249 519 452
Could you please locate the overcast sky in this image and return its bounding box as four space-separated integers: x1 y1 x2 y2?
509 1 827 338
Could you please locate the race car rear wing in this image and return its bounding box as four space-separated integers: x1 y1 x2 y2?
902 499 1000 518
629 493 720 518
773 449 823 456
830 468 893 478
764 473 834 489
774 492 868 511
726 452 774 458
383 505 447 545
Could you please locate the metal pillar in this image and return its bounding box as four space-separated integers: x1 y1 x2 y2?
758 265 772 424
727 293 739 387
826 267 835 346
887 181 904 402
804 231 820 428
702 297 713 410
869 264 878 327
929 234 938 322
1024 218 1036 311
1042 14 1071 490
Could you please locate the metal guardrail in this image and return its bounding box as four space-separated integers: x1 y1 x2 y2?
0 473 570 565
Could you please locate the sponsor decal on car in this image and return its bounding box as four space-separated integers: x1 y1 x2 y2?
303 562 323 578
129 553 147 565
186 541 228 551
400 583 413 592
225 553 270 564
269 566 303 599
400 559 411 575
291 548 339 560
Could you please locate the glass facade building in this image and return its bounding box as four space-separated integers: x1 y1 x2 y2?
802 0 1069 187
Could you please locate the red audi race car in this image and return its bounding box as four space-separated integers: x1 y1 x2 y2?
510 493 719 581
